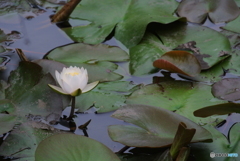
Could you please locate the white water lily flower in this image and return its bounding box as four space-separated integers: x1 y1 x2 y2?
48 66 99 96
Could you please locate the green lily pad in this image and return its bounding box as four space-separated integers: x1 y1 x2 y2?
35 133 121 161
65 0 181 48
222 15 240 33
177 0 240 23
38 0 67 8
220 30 240 49
0 29 7 42
76 81 139 113
130 22 231 76
0 0 61 16
194 103 240 117
6 61 43 101
108 104 212 148
46 43 129 82
0 99 15 113
0 121 64 161
33 59 71 107
153 50 201 77
212 78 240 101
198 49 240 83
0 0 32 15
0 80 7 100
0 61 68 160
126 80 227 123
190 123 240 161
0 114 17 135
7 71 63 118
33 59 67 80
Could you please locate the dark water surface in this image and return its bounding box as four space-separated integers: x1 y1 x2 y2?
0 9 73 80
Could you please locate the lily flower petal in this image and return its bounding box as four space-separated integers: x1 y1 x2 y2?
48 84 69 95
55 70 63 88
82 81 99 93
61 78 74 94
49 66 99 96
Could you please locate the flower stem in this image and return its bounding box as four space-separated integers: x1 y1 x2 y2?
68 96 76 120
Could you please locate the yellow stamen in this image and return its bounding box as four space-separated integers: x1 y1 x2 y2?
67 72 80 76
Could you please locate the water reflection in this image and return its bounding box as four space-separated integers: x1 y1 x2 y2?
0 9 73 80
54 107 127 152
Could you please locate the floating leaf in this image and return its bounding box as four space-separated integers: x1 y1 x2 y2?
198 49 240 83
0 0 62 16
65 0 181 48
0 0 32 15
108 104 212 148
130 22 231 76
0 29 7 42
0 121 64 161
0 62 68 160
212 78 240 101
177 0 240 23
126 80 227 123
0 80 7 100
153 51 201 77
0 99 15 113
6 61 42 101
75 81 140 113
0 114 16 135
33 59 71 107
190 123 240 161
35 134 120 161
5 62 65 116
46 43 129 82
32 59 67 81
194 103 240 117
222 15 240 33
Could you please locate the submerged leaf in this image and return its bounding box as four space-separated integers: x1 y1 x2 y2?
108 104 212 148
177 0 240 23
153 51 201 77
35 134 120 161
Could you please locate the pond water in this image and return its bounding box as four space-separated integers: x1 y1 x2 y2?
0 9 73 80
0 8 167 153
1 3 240 160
